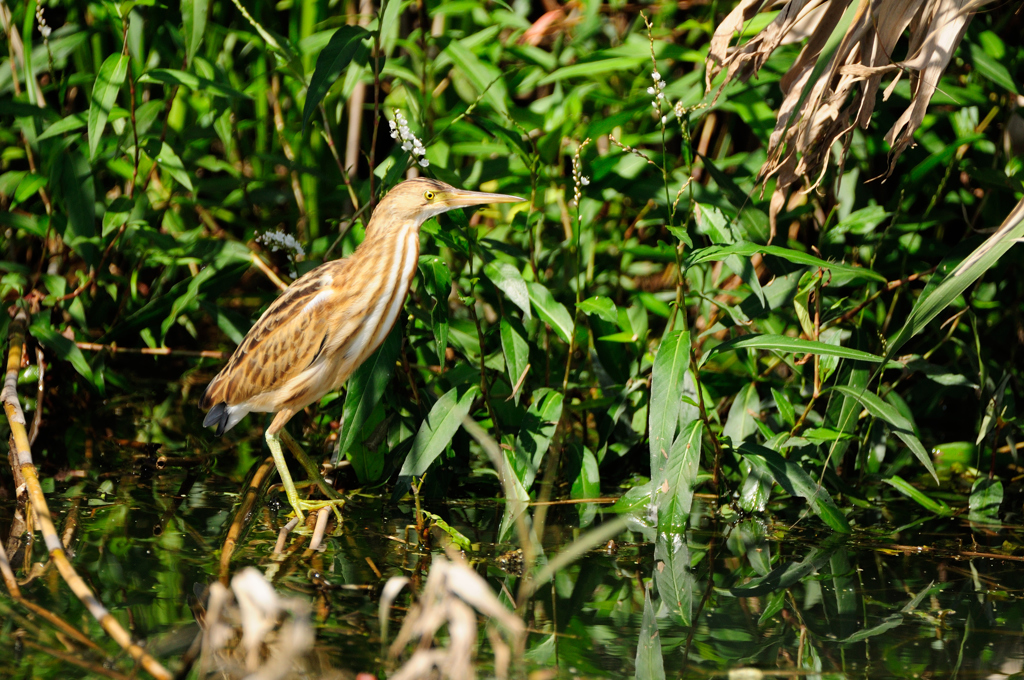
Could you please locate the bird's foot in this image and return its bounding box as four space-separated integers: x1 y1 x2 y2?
284 496 346 526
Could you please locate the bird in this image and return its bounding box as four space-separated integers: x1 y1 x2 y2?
200 178 524 520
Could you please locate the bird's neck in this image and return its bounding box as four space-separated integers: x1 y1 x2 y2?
361 213 426 245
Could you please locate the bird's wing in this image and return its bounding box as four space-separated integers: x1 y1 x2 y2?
201 260 350 410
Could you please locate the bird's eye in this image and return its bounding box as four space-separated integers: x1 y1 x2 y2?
424 190 435 200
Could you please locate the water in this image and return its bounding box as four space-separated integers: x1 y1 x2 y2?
3 382 1024 679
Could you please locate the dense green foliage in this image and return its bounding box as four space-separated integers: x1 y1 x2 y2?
4 0 1021 528
2 0 1024 675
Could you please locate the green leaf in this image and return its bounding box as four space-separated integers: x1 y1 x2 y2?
497 447 532 541
38 113 87 141
425 512 472 551
443 38 508 115
570 446 600 528
826 365 870 469
88 53 129 160
30 322 96 388
723 382 760 445
418 256 451 363
12 173 47 207
739 455 773 514
55 153 97 264
346 402 388 483
376 0 403 42
704 334 887 366
759 590 786 624
138 69 249 99
514 388 563 490
887 199 1024 358
884 476 952 516
657 420 703 531
687 242 885 283
474 117 531 164
337 328 401 460
102 197 134 238
302 26 370 133
970 42 1018 94
154 142 194 192
400 384 481 477
635 586 666 680
597 331 639 343
654 531 695 626
578 295 618 324
836 584 940 645
182 0 209 65
968 477 1003 522
500 317 529 405
160 266 215 340
484 260 531 319
539 57 644 85
526 282 573 343
772 387 795 427
649 330 695 490
740 443 851 533
731 538 842 595
830 385 938 484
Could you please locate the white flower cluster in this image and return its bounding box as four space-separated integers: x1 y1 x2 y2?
258 230 305 258
388 110 429 168
36 4 51 39
571 139 591 207
647 70 664 108
648 69 690 125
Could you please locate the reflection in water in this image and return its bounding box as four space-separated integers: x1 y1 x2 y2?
2 398 1024 678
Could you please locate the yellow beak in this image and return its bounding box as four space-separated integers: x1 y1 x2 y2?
439 189 525 209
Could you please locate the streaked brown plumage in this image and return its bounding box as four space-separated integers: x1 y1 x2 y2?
201 178 523 519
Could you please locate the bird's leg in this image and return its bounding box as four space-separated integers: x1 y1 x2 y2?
266 428 307 522
265 429 346 524
280 429 343 501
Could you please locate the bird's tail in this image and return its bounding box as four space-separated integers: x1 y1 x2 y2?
203 402 230 436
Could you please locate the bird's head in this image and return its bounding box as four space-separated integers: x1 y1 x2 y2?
377 178 524 228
